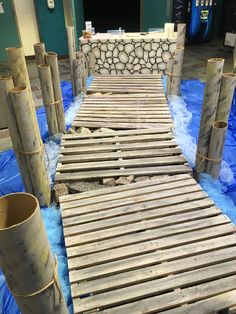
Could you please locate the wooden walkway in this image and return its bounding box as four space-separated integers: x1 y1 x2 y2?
87 74 164 94
60 173 236 314
55 128 191 183
72 75 171 130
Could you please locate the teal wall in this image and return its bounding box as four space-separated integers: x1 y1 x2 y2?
0 0 20 62
34 0 68 56
142 0 171 31
74 0 84 40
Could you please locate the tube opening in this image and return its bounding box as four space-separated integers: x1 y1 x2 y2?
214 121 227 129
223 73 236 78
0 193 38 229
46 52 57 57
208 58 224 63
5 47 22 51
11 86 27 93
34 43 44 46
0 75 12 81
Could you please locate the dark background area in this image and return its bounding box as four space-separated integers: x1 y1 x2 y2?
83 0 140 32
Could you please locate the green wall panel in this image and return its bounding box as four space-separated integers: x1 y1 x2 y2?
74 0 84 40
34 0 68 56
142 0 171 32
0 0 20 62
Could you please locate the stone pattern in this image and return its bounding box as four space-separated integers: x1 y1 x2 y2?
80 38 176 75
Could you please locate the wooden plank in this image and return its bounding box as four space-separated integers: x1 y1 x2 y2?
77 113 172 119
99 279 236 314
72 121 169 129
57 156 186 172
67 224 236 269
75 117 173 123
73 260 236 313
55 165 191 182
70 233 236 281
72 245 236 296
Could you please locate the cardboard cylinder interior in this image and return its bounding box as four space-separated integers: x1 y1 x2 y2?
34 42 46 66
0 193 68 314
0 76 33 193
45 52 66 133
215 73 236 122
195 58 225 178
10 86 50 206
38 64 59 135
206 121 227 179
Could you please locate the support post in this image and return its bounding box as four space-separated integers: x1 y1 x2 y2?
88 51 96 76
169 47 184 96
0 193 68 314
10 86 51 206
176 23 186 49
45 52 66 133
205 121 227 179
34 42 46 66
38 64 59 135
66 26 76 96
166 57 174 97
215 73 236 123
74 51 87 95
195 58 225 178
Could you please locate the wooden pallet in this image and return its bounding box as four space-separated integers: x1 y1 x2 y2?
60 173 236 314
88 74 164 94
55 128 191 183
72 93 171 130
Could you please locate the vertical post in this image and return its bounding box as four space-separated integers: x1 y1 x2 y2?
0 76 33 193
10 86 51 207
88 51 96 76
169 47 184 96
74 51 87 95
205 121 227 179
34 42 46 66
176 23 186 49
45 52 66 133
66 26 76 96
0 193 68 314
215 73 236 123
38 65 59 135
166 57 174 98
195 58 224 178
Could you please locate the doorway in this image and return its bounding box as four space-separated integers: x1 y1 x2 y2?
83 0 141 33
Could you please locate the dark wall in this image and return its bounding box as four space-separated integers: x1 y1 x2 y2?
83 0 140 32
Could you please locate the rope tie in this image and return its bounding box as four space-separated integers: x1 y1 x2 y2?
196 151 222 163
8 258 61 300
44 99 63 106
13 141 43 155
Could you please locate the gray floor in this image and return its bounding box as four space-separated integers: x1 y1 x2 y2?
0 39 234 151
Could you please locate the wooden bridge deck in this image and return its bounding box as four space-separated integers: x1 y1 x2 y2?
60 173 236 314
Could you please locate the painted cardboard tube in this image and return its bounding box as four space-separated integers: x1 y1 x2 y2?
0 193 68 314
34 42 46 66
74 51 87 95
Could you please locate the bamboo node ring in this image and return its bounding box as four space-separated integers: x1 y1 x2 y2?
7 258 60 298
196 151 221 163
13 141 43 155
44 99 63 106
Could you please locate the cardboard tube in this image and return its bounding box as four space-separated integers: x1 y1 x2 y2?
205 121 227 179
0 193 68 314
34 42 46 66
74 51 87 95
0 76 33 193
166 57 174 97
66 26 76 96
215 73 236 122
10 86 50 206
195 58 224 178
170 47 184 96
38 64 59 135
88 51 96 76
176 23 186 49
45 52 66 133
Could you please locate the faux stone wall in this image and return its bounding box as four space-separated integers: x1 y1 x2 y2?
80 38 176 75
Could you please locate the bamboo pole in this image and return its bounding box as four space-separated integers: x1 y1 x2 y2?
66 26 76 96
0 76 33 193
88 51 96 76
34 43 46 66
0 193 68 314
205 121 227 179
45 52 66 133
38 64 59 135
176 23 186 49
166 57 174 97
10 86 50 206
74 51 87 95
195 58 225 178
215 73 236 122
169 47 184 95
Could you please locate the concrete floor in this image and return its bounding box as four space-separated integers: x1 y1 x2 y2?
0 39 234 151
